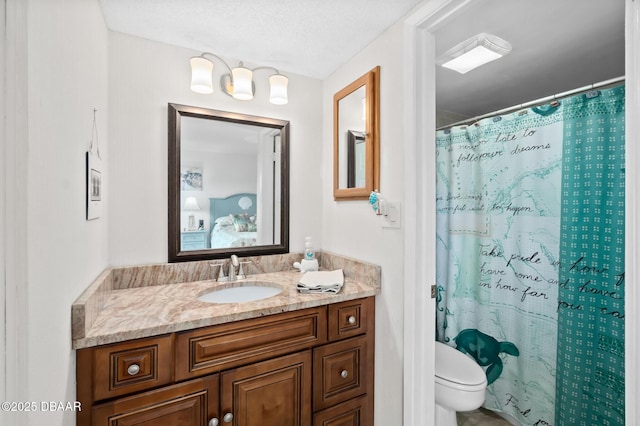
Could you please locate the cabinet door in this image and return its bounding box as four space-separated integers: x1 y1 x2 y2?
92 374 219 426
220 351 312 426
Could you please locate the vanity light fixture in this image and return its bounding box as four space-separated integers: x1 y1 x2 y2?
190 52 289 105
439 33 511 74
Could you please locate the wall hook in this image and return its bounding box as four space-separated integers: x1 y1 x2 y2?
89 108 102 160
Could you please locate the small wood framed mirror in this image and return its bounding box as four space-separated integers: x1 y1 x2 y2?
333 66 380 200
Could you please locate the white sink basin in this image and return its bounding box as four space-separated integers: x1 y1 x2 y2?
198 283 282 304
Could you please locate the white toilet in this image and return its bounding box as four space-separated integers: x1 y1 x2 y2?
434 341 488 426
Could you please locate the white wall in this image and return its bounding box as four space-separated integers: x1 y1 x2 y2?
1 0 110 425
322 21 406 425
108 32 323 265
1 0 8 405
3 1 30 417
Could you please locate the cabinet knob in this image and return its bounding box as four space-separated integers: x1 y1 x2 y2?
341 369 349 378
223 412 233 423
127 364 140 376
348 315 356 324
209 419 219 426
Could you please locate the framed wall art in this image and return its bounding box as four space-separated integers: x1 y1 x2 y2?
86 109 103 220
86 150 102 220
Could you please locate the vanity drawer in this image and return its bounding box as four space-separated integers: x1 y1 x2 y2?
313 335 368 411
176 306 327 381
328 297 373 341
313 395 371 426
87 334 174 401
181 232 206 243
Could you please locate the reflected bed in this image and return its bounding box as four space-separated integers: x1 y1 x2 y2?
209 193 257 248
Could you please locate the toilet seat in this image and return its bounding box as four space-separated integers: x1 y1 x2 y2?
435 342 487 391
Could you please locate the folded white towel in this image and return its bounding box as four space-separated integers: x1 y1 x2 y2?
297 269 344 294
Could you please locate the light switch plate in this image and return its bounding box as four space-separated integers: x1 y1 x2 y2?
382 201 401 228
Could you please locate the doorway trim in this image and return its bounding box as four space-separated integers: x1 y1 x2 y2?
2 0 30 415
624 1 639 423
402 1 472 424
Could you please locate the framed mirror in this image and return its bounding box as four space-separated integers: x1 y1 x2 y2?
168 103 289 262
333 66 380 200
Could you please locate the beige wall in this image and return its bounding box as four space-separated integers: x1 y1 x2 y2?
321 20 406 424
107 32 323 266
2 0 110 424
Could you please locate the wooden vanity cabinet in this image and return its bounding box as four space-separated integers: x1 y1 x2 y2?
76 297 374 426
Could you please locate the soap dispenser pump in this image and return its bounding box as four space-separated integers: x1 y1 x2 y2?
304 236 315 260
293 236 319 272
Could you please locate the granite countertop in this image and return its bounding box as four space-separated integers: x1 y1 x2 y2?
72 252 381 349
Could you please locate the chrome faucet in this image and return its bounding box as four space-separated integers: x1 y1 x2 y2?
228 255 239 281
211 255 250 282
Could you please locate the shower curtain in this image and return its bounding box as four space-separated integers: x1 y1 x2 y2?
435 85 625 426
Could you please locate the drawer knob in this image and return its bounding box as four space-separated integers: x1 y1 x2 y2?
209 419 219 426
341 369 349 379
223 412 233 423
127 364 141 376
348 315 357 324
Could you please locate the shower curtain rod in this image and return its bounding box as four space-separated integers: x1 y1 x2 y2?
437 75 625 130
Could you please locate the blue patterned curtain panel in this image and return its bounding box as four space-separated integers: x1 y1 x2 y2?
556 86 625 426
435 85 625 426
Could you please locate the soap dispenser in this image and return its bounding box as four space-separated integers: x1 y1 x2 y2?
304 236 315 260
294 236 319 272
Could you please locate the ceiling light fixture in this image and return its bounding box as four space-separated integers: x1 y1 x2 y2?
190 53 289 105
439 33 512 74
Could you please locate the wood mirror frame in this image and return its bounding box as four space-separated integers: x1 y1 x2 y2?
168 103 290 262
333 66 380 200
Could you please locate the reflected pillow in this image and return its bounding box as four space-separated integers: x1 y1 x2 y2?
232 214 250 232
215 215 233 226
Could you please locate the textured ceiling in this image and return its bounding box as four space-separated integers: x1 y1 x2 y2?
99 0 625 119
98 0 424 79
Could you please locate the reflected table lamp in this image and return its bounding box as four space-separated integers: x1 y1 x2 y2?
184 196 200 231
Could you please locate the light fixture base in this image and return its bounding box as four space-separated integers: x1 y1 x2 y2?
220 74 256 99
438 33 511 74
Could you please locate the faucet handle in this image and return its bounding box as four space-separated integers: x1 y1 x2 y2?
238 262 251 280
210 263 225 281
219 265 228 281
237 261 252 280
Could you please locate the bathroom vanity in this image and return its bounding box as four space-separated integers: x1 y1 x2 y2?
72 252 380 426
